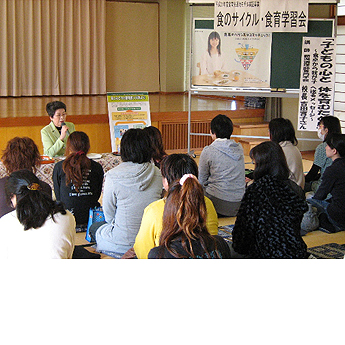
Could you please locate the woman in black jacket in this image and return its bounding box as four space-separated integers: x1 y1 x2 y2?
232 141 308 259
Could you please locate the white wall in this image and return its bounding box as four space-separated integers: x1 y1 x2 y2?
334 25 345 132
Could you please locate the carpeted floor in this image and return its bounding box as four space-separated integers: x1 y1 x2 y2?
217 224 345 259
218 224 234 245
307 243 345 259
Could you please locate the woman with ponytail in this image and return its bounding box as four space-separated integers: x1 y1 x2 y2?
148 174 231 259
53 131 104 230
134 154 219 259
0 169 75 259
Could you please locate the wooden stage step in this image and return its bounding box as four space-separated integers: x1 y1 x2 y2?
239 139 269 156
0 94 266 153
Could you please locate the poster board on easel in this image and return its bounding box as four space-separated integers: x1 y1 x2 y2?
107 92 151 153
191 18 334 92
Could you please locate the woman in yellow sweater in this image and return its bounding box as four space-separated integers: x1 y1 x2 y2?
134 153 218 259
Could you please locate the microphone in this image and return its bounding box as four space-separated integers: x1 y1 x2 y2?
61 122 70 136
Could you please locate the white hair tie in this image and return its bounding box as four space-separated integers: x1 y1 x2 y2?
179 174 196 185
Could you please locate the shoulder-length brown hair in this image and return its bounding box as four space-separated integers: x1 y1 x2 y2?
62 131 91 192
1 137 41 174
159 177 219 258
143 126 167 167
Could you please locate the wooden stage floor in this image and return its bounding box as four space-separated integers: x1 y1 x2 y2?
0 93 247 121
0 93 265 154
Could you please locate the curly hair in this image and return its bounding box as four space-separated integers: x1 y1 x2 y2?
1 137 41 174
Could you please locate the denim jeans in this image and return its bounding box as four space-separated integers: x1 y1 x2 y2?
89 221 106 242
308 198 344 232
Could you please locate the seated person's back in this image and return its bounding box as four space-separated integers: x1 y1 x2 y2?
198 114 245 217
0 137 52 218
148 175 230 259
134 153 219 259
53 131 104 228
91 128 163 256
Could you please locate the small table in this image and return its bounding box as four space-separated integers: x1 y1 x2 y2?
0 153 121 189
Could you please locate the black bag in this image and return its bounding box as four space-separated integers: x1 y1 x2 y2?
72 245 101 259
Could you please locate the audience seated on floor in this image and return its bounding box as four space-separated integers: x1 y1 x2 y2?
269 118 305 189
232 141 309 259
0 137 52 218
133 153 218 259
89 128 163 256
143 126 167 169
198 114 245 217
308 134 345 233
53 131 104 232
148 174 231 259
0 169 75 259
305 115 341 193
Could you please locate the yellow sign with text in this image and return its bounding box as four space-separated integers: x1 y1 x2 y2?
112 111 148 121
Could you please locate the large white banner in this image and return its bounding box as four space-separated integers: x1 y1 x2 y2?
215 0 308 33
298 37 336 131
192 25 271 88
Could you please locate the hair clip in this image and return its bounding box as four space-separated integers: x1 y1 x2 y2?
179 174 196 185
27 183 41 191
76 151 86 156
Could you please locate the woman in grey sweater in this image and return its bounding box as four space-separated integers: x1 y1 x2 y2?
92 128 163 256
199 114 245 217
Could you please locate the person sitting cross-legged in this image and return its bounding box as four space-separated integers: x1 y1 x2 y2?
53 131 104 232
134 153 219 259
0 137 52 219
89 128 163 257
198 114 245 217
148 174 231 259
232 141 308 259
0 169 75 259
308 134 345 233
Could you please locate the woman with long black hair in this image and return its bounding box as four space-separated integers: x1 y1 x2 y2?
200 31 226 75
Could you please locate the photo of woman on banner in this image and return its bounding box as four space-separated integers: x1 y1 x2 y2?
200 31 227 75
192 25 271 88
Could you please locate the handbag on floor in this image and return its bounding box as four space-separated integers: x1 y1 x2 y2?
301 204 319 236
85 207 105 242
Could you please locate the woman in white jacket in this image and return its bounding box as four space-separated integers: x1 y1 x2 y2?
0 169 75 259
200 31 226 75
269 118 305 189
